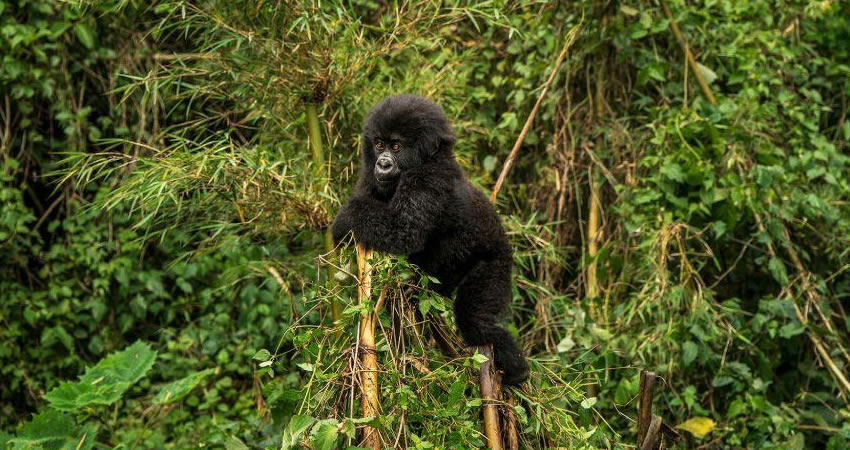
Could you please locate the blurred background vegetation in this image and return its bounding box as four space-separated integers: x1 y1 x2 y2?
2 0 850 448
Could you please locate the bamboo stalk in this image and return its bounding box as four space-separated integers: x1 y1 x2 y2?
305 102 342 327
477 345 503 450
356 243 381 450
659 0 716 105
586 26 606 321
490 24 580 203
586 166 602 312
305 103 326 179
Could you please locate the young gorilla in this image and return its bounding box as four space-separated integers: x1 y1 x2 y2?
332 95 529 385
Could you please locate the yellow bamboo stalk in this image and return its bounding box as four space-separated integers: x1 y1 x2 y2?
586 30 606 321
586 167 602 306
477 345 503 450
305 102 342 328
356 243 381 450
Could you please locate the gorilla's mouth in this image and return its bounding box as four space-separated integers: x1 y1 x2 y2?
374 167 400 184
375 176 399 190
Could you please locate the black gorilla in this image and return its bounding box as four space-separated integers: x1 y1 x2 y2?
331 95 529 385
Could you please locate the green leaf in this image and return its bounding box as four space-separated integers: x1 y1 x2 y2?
676 416 716 438
253 349 272 361
768 257 789 285
9 410 97 450
45 341 156 411
556 336 575 353
471 352 489 364
681 341 698 367
726 398 747 419
281 415 316 450
779 322 806 338
620 5 639 16
153 368 215 404
483 155 498 172
580 397 597 409
225 436 250 450
74 23 96 49
696 62 718 85
311 420 340 450
589 326 612 341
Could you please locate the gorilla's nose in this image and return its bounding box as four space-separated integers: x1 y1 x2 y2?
375 155 398 181
376 158 392 171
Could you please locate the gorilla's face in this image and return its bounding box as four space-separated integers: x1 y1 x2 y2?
361 95 456 192
368 131 423 187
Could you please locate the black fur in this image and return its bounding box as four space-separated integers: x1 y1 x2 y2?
332 95 529 385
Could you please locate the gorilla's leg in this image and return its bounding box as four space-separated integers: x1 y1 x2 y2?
454 258 529 385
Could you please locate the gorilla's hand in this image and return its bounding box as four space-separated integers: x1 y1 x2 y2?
331 196 382 247
331 201 357 245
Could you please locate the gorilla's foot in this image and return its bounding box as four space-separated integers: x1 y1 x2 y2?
494 343 529 385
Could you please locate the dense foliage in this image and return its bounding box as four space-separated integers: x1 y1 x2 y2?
2 0 850 448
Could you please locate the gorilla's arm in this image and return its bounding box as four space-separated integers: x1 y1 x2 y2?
332 170 448 254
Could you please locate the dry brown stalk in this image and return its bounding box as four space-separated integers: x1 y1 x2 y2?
477 345 504 450
640 415 663 450
659 0 717 105
490 24 581 203
503 392 520 450
356 243 382 450
636 370 657 445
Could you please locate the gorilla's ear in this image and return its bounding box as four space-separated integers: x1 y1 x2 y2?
431 130 456 156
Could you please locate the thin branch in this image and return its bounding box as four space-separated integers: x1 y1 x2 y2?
490 23 581 202
659 0 716 105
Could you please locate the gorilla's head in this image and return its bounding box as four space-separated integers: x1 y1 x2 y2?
361 95 456 191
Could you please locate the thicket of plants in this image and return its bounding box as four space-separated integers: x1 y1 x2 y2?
2 0 850 448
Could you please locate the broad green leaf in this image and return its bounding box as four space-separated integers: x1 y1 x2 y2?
620 5 639 16
727 398 747 419
225 436 250 450
589 326 612 341
696 62 718 85
45 341 156 411
471 352 489 364
74 23 96 49
253 349 272 361
281 415 316 450
310 420 340 450
682 341 698 367
768 258 789 285
152 368 215 404
556 336 575 353
676 416 716 438
8 410 97 450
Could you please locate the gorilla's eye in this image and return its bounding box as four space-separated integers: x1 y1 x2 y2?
375 140 385 150
391 143 401 152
